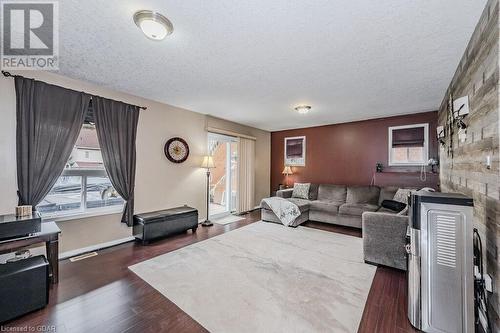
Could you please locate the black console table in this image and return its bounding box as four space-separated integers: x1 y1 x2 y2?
0 221 61 284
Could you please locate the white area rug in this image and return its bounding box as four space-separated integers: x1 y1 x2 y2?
213 214 245 225
129 222 376 333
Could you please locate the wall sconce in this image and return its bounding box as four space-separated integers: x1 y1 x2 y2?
436 125 445 146
453 96 469 129
453 95 469 143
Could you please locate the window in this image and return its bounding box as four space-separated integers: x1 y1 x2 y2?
37 124 124 217
388 123 429 166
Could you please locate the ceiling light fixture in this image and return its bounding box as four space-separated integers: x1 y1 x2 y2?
294 105 311 114
133 10 173 41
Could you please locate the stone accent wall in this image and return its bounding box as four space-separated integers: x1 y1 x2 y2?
437 0 499 330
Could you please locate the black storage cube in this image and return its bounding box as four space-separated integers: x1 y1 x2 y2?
133 206 198 243
0 255 49 323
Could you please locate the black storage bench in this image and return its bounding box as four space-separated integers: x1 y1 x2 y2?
133 206 198 244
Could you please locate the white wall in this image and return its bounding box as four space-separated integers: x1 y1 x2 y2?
0 71 270 253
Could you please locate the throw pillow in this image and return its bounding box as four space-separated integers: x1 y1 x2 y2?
398 207 409 216
292 183 311 199
392 188 413 205
381 199 407 212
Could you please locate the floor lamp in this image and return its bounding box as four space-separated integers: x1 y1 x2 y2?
201 156 215 227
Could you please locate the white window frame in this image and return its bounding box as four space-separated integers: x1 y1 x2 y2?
388 123 429 166
40 168 123 221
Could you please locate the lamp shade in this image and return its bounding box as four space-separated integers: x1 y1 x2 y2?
282 166 293 175
201 156 215 169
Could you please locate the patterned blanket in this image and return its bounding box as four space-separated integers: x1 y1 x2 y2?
261 197 300 227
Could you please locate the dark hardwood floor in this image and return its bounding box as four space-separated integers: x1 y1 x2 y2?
4 211 417 333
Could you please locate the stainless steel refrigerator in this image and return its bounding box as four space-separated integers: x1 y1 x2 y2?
407 190 474 333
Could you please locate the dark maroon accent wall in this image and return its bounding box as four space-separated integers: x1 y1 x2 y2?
271 111 439 191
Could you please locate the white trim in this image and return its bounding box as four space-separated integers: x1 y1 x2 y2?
207 127 256 140
388 123 429 166
59 236 135 260
47 206 123 222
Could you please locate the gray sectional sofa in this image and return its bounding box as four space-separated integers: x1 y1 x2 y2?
261 184 410 270
262 184 404 228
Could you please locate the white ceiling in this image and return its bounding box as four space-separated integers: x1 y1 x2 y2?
58 0 486 131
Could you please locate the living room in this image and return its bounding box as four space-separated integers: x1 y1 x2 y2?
0 0 498 332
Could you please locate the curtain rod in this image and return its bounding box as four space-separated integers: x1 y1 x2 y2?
1 70 147 110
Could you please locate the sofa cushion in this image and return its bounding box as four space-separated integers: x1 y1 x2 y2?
308 184 319 200
287 198 310 212
310 200 341 214
376 206 396 213
292 183 310 199
378 186 399 206
346 186 380 204
339 203 378 216
317 185 347 202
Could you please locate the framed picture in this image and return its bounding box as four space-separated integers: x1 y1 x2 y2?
284 136 306 166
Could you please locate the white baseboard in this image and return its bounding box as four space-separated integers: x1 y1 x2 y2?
59 236 135 260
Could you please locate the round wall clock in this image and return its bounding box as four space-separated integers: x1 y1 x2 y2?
164 137 190 163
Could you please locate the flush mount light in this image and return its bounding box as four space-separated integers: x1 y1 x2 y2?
133 10 173 41
294 105 311 114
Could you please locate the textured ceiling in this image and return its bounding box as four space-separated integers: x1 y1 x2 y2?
58 0 486 131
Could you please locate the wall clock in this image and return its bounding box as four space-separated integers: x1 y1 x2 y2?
164 137 190 163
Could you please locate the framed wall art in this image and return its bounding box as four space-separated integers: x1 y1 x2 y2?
284 136 306 166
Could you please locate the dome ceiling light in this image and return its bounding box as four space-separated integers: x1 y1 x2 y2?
134 10 173 41
294 105 311 114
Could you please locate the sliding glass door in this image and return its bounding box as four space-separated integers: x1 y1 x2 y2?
208 133 238 218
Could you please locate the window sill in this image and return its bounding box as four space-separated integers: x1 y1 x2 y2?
44 207 124 223
388 162 426 167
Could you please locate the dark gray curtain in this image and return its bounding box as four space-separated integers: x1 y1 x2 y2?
92 96 139 226
15 76 91 206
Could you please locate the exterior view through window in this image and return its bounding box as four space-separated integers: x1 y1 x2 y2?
388 123 429 166
36 124 124 216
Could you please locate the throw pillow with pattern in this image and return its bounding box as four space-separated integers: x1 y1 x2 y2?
292 183 311 199
393 188 414 205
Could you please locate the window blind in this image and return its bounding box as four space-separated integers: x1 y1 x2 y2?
392 127 425 147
